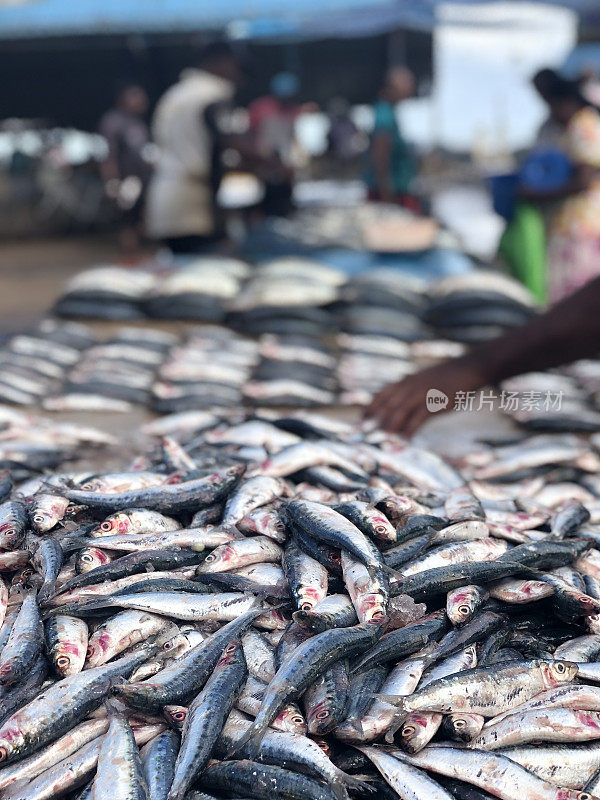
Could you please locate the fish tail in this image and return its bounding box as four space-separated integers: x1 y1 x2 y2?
380 563 405 582
339 773 377 795
331 780 351 800
37 580 57 606
385 707 409 744
373 694 405 708
226 719 265 759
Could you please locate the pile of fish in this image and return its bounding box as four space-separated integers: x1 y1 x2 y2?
424 272 537 343
336 270 430 343
3 409 600 798
53 259 536 345
337 337 466 406
0 404 117 480
243 334 338 408
153 328 258 415
53 260 249 322
52 327 177 413
0 320 96 408
226 258 342 338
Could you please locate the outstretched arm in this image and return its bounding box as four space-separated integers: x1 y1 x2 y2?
366 276 600 435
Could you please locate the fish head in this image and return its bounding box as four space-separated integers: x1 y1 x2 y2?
95 513 132 535
366 512 396 543
587 614 600 634
76 547 110 573
297 586 325 612
307 698 333 735
164 704 187 731
312 737 331 756
541 659 579 687
52 640 85 676
201 544 236 570
216 639 242 667
447 595 474 625
575 592 600 615
274 705 307 735
85 630 112 666
447 712 483 742
0 524 22 549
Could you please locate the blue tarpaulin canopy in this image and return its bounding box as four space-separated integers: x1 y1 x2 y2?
0 0 598 41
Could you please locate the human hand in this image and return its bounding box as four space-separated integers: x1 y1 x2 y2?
365 357 488 436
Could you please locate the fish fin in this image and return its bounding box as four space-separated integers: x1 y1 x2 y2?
222 524 247 541
373 694 404 707
380 563 406 582
103 697 123 716
37 579 57 606
340 773 377 794
227 721 267 759
331 781 351 800
384 708 409 744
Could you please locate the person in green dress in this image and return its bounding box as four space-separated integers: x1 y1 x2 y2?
366 67 420 211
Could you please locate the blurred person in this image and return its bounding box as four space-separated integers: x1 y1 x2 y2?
99 82 151 253
247 72 304 217
326 97 364 165
521 74 600 302
366 66 420 210
497 68 566 303
145 42 246 254
366 274 600 436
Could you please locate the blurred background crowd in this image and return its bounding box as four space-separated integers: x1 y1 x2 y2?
1 0 600 314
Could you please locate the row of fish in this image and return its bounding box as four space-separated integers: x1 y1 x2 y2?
0 321 473 414
1 408 600 798
53 258 537 343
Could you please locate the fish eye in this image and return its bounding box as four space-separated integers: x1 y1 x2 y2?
300 602 313 612
3 528 14 537
579 794 592 800
81 553 94 563
556 663 566 673
0 747 7 762
56 655 70 669
81 483 93 491
224 643 236 654
172 711 186 722
402 725 416 737
86 646 95 659
316 709 329 720
291 715 304 725
33 514 45 524
375 525 388 534
163 641 175 651
458 604 471 616
204 554 216 562
581 596 594 605
100 522 113 532
454 719 466 728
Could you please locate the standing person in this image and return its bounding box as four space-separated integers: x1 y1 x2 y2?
99 83 152 253
247 72 304 217
497 68 566 304
534 77 600 302
145 42 245 254
366 66 419 211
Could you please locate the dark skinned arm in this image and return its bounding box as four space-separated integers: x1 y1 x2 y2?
366 276 600 435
